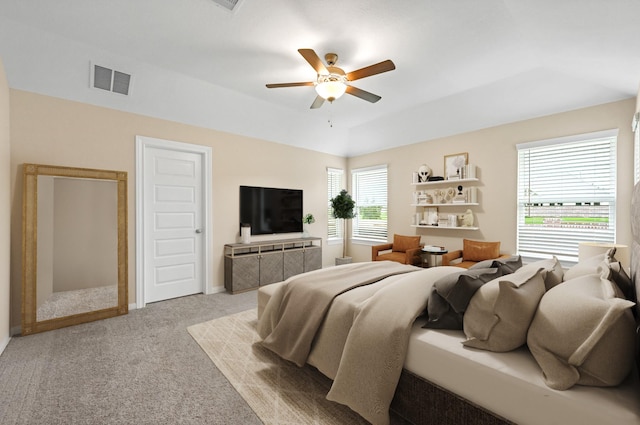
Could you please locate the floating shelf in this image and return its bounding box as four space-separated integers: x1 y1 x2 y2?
411 203 479 207
411 178 478 187
411 225 479 230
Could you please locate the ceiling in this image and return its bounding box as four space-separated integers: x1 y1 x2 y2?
1 0 639 157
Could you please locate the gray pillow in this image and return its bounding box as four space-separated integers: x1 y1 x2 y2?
470 255 522 274
527 272 636 390
597 257 635 303
424 268 503 330
463 267 546 352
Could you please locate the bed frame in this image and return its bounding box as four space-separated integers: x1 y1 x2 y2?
390 182 640 425
391 369 513 425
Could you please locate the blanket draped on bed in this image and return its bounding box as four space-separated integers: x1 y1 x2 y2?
258 261 419 366
258 261 461 425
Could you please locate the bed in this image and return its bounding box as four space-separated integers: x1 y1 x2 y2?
256 188 640 425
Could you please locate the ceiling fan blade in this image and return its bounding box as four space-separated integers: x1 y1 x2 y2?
310 95 325 109
345 85 382 103
298 49 329 75
346 60 396 81
266 82 315 88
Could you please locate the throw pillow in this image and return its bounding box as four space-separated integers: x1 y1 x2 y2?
516 256 564 291
527 272 636 390
392 234 421 253
470 255 522 274
563 247 617 281
463 267 546 352
424 267 503 330
597 257 635 303
462 239 501 262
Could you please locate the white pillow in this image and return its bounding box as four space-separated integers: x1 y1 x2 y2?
563 247 617 281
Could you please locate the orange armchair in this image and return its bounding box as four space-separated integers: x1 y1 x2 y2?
441 239 510 269
372 234 423 265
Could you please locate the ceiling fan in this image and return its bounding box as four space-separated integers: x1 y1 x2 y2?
266 48 396 109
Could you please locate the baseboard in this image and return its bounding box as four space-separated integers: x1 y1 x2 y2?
128 303 137 311
0 334 10 355
209 286 226 295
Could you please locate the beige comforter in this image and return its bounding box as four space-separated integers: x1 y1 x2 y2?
258 261 461 425
258 261 418 366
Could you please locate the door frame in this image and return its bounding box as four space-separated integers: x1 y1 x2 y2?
135 135 213 309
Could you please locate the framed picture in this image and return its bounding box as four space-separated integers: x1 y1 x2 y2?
444 152 468 179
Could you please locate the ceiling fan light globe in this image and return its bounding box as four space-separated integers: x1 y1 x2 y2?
315 80 347 101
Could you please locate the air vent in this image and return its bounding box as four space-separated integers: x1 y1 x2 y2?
211 0 243 13
91 63 131 96
112 71 131 95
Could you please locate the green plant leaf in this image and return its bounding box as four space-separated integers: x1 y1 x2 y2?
330 189 356 219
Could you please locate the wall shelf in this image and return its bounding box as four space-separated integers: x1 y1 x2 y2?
411 203 479 207
411 225 479 230
412 171 480 229
411 178 478 187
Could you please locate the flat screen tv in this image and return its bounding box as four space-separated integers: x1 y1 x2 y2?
239 185 303 235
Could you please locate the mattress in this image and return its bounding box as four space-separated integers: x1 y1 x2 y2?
405 318 640 425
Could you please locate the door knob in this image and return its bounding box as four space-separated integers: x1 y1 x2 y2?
195 228 202 234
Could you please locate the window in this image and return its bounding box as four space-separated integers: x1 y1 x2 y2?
351 164 387 243
516 130 617 263
327 167 344 242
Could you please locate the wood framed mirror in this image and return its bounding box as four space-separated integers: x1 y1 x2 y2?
22 164 128 335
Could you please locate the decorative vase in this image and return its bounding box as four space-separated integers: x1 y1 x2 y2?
302 224 310 238
241 225 251 244
335 257 352 265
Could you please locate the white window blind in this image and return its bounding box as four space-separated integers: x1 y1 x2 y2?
516 131 617 262
352 164 387 243
327 168 344 241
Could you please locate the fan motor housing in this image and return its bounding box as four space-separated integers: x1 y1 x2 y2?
325 53 339 66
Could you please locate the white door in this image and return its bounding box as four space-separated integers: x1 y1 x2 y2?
136 137 211 305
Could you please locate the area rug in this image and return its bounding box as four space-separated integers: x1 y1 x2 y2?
187 309 368 425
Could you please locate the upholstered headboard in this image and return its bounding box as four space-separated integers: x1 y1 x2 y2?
630 182 640 368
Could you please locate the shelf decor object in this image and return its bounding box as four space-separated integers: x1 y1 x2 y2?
444 152 468 180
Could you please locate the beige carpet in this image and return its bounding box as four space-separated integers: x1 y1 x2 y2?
37 284 118 321
188 309 369 425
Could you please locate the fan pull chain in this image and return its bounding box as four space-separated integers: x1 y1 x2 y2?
328 103 333 128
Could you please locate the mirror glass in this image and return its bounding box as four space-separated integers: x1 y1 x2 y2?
22 164 128 335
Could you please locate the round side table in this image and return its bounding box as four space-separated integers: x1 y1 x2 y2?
421 246 448 268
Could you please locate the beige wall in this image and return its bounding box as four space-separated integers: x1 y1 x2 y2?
0 59 10 347
347 98 636 263
9 90 347 329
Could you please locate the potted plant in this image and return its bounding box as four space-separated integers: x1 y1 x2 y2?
330 189 356 265
302 213 315 237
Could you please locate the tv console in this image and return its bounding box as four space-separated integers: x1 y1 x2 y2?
224 237 322 294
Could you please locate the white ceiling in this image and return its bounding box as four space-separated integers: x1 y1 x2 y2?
1 0 639 157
